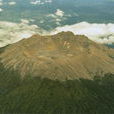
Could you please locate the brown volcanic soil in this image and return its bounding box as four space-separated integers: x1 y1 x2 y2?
0 32 114 80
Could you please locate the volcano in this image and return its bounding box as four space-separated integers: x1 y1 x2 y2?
0 32 114 80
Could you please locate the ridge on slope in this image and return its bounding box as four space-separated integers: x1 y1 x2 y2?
0 32 114 80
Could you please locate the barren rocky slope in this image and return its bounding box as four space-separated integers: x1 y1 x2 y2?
0 32 114 80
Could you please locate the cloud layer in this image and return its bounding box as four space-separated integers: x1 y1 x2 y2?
0 21 114 47
50 22 114 44
0 20 46 47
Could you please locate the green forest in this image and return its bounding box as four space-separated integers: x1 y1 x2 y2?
0 63 114 114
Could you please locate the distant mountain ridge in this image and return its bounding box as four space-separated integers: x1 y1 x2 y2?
0 32 114 80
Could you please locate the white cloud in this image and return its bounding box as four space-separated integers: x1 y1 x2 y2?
0 2 3 6
21 19 30 24
0 21 46 47
47 9 65 18
1 21 114 48
55 9 64 17
30 0 52 5
30 0 43 5
0 0 3 6
45 0 52 3
8 2 16 5
50 22 114 44
39 20 44 24
30 19 35 22
47 9 65 25
0 8 3 12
